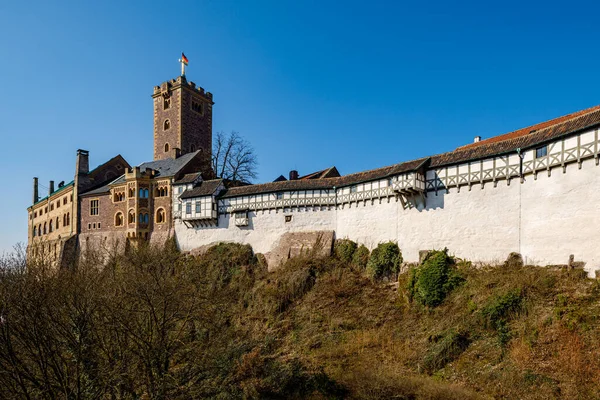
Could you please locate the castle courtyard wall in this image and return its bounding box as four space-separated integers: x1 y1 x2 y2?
175 147 600 276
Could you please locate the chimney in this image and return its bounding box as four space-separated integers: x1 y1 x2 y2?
289 170 299 181
76 149 89 175
33 177 39 204
474 136 481 143
49 181 55 196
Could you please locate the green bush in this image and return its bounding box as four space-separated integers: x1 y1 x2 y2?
423 329 470 373
351 245 370 269
366 242 402 280
407 249 463 307
480 289 523 346
334 239 357 264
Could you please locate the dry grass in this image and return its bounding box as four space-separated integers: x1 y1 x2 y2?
2 243 600 399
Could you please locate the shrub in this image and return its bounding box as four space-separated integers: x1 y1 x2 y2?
480 289 523 346
351 245 370 270
202 242 255 287
366 242 402 280
334 239 357 264
423 329 471 373
408 249 463 307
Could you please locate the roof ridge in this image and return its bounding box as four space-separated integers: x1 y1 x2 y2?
457 105 600 151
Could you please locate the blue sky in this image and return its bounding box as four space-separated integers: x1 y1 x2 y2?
1 0 599 252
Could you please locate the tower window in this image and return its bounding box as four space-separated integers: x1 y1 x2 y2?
115 212 124 227
190 144 196 152
163 119 171 130
90 199 99 216
156 208 166 224
163 97 171 110
164 143 170 153
191 99 203 114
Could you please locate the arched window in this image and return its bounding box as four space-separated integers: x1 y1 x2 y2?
43 222 47 235
38 224 42 235
129 188 134 198
144 189 149 198
128 210 135 224
115 212 124 227
49 220 53 233
156 208 165 224
163 97 171 110
163 119 170 130
63 214 67 226
144 213 149 224
139 213 143 223
190 144 196 152
56 217 59 229
164 143 170 153
33 226 37 237
66 213 70 226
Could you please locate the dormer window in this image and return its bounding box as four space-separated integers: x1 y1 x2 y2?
163 119 171 130
163 97 171 110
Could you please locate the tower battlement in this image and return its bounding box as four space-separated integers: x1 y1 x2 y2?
152 76 213 102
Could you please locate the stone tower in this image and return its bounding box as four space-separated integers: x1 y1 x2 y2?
152 75 214 161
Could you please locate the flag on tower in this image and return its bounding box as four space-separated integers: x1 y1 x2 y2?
181 52 189 65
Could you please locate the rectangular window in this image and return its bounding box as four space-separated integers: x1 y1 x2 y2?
178 203 182 212
163 97 171 110
196 202 201 213
178 186 183 194
186 202 191 214
276 192 283 200
90 200 99 216
285 215 292 223
536 145 548 158
350 185 357 193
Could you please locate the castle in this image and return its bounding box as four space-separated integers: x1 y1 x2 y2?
27 67 600 276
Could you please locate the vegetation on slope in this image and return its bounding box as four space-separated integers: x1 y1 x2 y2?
0 241 599 399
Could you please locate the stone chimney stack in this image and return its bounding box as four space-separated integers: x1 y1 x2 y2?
33 177 39 204
76 149 89 175
49 181 55 196
289 170 299 180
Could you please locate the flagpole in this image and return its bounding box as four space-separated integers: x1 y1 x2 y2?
179 58 185 76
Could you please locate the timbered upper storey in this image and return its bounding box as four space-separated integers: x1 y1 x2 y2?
210 105 600 215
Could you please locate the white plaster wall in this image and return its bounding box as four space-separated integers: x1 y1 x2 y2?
395 183 520 264
175 206 336 255
520 158 600 273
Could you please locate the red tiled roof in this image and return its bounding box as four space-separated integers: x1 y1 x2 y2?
432 106 600 167
458 105 600 151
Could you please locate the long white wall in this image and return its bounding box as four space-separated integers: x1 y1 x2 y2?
175 127 600 276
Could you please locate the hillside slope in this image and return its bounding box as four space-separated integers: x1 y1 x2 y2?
0 242 599 399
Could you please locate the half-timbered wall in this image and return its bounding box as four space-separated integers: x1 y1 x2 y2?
175 126 600 276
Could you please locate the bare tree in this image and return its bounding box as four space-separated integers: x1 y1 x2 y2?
212 131 258 183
